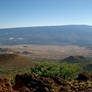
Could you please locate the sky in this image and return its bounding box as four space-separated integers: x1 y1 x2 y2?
0 0 92 28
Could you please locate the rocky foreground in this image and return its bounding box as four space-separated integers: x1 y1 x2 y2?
0 72 92 92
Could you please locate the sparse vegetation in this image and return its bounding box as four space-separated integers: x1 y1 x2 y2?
0 53 91 92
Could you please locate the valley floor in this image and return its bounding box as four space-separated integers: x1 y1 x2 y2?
0 44 92 61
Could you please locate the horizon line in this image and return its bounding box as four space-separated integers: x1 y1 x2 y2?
0 24 92 29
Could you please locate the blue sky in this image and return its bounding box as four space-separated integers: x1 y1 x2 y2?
0 0 92 28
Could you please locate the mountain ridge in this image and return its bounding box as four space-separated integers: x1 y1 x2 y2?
0 24 92 30
0 25 92 46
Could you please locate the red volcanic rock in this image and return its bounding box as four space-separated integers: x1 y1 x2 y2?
0 73 91 92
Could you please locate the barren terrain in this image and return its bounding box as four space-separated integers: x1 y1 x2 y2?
0 45 92 61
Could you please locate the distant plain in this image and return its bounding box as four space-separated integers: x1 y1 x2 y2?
0 44 92 61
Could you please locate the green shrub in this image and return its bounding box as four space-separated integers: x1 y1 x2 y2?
29 62 83 80
59 62 82 80
10 76 15 85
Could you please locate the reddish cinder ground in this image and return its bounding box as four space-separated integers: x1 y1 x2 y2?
0 72 91 92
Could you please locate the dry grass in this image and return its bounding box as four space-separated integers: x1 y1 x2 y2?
0 54 33 76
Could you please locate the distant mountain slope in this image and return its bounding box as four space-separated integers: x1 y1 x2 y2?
0 25 92 46
62 56 88 63
84 64 92 73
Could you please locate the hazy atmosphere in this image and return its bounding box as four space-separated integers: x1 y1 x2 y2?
0 0 92 92
0 0 92 28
